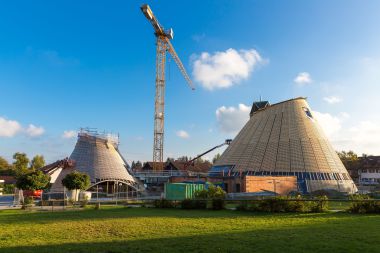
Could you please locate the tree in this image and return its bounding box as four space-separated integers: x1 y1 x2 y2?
16 170 50 191
177 156 189 162
62 171 90 200
0 156 10 170
337 150 360 181
212 153 221 164
195 157 204 164
337 150 359 168
12 152 29 175
131 161 143 171
166 157 174 162
30 155 45 170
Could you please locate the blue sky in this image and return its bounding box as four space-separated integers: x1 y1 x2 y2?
1 0 380 163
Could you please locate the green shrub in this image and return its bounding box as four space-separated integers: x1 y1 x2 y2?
153 199 175 208
312 189 346 199
310 196 329 212
3 184 15 194
368 191 380 199
21 196 34 210
181 199 194 209
236 201 249 211
348 195 380 213
194 185 226 200
237 196 329 213
181 199 207 209
194 189 208 199
208 185 226 199
80 197 89 208
285 198 308 212
211 199 225 210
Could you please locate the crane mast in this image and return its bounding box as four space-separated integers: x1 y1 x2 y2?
141 4 194 170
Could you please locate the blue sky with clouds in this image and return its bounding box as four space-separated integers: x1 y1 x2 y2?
1 0 380 163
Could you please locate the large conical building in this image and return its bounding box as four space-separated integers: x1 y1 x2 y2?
47 129 143 196
213 97 357 194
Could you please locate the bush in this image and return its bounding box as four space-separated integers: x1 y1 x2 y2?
312 189 346 199
285 198 308 212
236 201 249 211
258 197 289 212
211 199 225 210
208 185 226 199
181 199 207 209
237 196 329 213
348 195 380 213
21 196 34 210
368 191 380 199
194 189 208 199
153 199 175 208
194 185 226 200
80 197 89 208
310 196 329 212
3 184 15 194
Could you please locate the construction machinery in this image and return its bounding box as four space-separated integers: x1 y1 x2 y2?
141 4 194 171
184 139 232 169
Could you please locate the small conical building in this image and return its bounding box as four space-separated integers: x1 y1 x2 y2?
213 97 357 194
47 129 142 196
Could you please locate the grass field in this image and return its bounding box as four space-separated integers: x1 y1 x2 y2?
0 207 379 253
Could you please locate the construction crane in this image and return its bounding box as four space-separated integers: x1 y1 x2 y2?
141 4 195 171
184 139 232 170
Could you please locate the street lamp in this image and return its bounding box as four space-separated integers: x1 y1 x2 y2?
119 183 122 200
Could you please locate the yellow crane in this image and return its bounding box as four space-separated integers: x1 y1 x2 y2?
141 4 194 171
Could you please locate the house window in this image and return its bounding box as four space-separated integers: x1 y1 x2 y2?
362 169 367 173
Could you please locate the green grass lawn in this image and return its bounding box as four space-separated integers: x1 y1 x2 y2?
0 207 379 253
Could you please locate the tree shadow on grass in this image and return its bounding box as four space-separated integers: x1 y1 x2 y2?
1 220 380 253
0 207 343 225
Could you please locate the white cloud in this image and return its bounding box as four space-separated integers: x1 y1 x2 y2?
313 111 343 138
176 130 190 139
314 110 380 155
62 130 77 139
323 96 342 104
0 117 22 137
192 48 263 90
339 112 350 119
294 72 312 85
216 104 250 134
26 124 45 137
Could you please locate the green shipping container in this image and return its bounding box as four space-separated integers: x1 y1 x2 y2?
164 183 205 200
